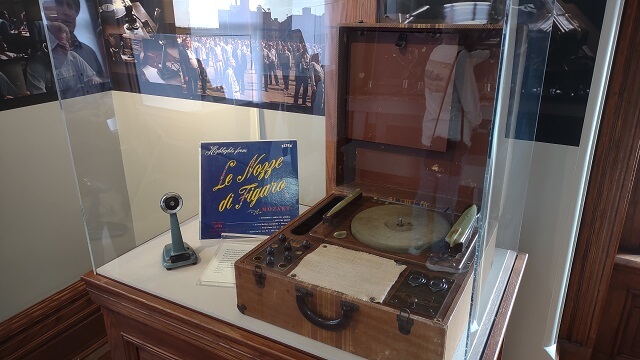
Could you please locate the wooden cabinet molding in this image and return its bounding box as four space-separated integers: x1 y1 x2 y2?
83 254 526 360
82 272 320 360
558 0 640 358
620 167 640 253
481 254 528 360
594 255 640 360
0 279 107 360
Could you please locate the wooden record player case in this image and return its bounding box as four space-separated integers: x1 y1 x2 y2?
235 23 502 360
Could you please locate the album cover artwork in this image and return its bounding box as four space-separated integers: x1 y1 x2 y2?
200 140 299 239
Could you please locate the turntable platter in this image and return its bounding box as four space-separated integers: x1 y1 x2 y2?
351 205 451 254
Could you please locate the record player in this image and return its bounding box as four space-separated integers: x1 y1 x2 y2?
235 23 502 359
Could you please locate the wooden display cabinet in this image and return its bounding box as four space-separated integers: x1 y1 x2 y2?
82 244 526 360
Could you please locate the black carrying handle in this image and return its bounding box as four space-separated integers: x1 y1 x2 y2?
295 287 359 331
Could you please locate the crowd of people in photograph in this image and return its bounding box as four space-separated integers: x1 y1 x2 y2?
260 40 324 109
177 35 248 100
0 0 106 101
1 0 325 113
0 9 35 99
177 35 324 113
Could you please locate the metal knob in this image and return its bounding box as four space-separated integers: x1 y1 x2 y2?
284 241 292 251
408 274 427 287
278 233 287 242
302 240 311 249
428 278 448 292
266 255 275 267
266 246 275 256
284 251 292 262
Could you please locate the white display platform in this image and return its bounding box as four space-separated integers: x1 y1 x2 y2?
97 215 515 359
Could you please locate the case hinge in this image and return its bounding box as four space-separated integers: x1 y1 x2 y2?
396 308 414 335
253 265 266 288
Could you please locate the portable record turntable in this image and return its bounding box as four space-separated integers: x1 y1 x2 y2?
236 23 502 359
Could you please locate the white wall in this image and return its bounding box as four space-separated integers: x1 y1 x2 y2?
107 93 326 251
0 91 327 322
504 143 582 359
0 101 90 322
258 108 327 207
112 92 260 247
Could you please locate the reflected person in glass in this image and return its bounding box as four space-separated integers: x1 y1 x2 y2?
422 33 489 150
44 22 101 99
419 32 489 208
42 0 104 81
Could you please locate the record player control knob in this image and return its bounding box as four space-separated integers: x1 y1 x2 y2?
278 234 287 242
284 251 292 262
266 246 275 256
429 279 448 292
266 255 275 267
302 240 311 249
284 241 292 251
408 274 427 287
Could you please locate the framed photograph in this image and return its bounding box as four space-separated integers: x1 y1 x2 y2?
99 1 327 116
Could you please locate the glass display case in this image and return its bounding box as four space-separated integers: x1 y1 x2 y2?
43 0 553 358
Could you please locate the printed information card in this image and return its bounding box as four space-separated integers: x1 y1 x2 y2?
198 241 262 287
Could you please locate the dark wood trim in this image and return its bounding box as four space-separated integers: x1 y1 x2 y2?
82 271 321 360
482 253 528 360
325 0 377 194
594 254 640 359
616 253 640 272
620 166 640 252
558 0 640 358
85 258 525 360
557 340 593 360
76 337 109 359
0 279 107 360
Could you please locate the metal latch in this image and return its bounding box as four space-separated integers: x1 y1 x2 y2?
397 308 414 335
253 265 265 288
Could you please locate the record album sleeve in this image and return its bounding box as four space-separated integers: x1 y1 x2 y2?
200 140 299 239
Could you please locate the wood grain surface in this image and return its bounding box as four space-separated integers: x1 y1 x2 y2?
0 279 106 360
481 253 528 360
594 254 640 359
82 271 320 360
558 0 640 357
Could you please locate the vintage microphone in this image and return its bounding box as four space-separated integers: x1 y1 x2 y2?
160 192 198 269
